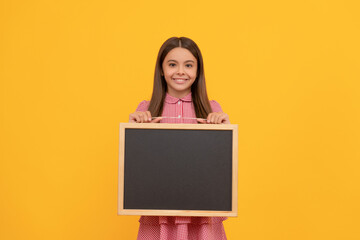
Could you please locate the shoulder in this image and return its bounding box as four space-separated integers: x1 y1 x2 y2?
135 100 150 112
209 100 223 112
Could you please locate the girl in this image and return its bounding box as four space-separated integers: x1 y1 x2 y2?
129 37 230 240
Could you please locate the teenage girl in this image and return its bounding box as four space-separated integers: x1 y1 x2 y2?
129 37 230 240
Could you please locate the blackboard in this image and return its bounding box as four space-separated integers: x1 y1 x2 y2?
118 123 238 217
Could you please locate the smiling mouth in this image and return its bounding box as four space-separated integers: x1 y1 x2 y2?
172 78 188 83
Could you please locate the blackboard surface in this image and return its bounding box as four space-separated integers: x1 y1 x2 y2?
123 128 233 211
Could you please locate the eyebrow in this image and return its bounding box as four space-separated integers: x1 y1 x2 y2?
167 60 195 63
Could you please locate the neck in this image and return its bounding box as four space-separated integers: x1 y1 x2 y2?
167 89 191 99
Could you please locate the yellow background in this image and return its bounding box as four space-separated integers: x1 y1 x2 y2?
1 0 359 239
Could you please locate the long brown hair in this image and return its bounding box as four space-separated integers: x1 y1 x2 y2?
148 37 212 119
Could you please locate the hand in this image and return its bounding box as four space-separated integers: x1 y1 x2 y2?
197 112 230 124
129 111 162 123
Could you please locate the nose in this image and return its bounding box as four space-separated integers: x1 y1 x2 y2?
177 66 185 75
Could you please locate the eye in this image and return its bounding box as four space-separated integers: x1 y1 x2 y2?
185 64 193 68
169 63 176 67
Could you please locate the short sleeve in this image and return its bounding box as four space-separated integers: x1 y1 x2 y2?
210 100 223 113
135 100 150 112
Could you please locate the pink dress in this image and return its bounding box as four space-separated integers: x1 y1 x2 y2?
135 92 228 240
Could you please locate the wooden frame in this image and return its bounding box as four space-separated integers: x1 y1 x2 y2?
118 123 238 217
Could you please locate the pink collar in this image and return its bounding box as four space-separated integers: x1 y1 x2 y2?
164 92 192 104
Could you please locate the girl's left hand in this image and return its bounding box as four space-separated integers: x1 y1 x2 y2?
197 112 230 124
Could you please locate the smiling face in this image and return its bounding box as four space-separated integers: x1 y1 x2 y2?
162 47 198 98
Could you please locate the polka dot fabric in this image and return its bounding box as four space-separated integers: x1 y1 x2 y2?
135 92 228 240
137 217 227 240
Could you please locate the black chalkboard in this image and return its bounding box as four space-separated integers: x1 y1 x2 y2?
118 123 238 217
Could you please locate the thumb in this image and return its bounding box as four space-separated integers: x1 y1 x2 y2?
151 117 162 123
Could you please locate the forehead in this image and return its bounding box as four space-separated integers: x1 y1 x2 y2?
164 47 197 62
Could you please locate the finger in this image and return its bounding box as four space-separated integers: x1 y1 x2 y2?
142 112 149 123
222 113 230 124
142 112 148 123
215 113 223 124
136 113 141 123
146 111 152 122
214 114 220 124
207 113 213 123
141 112 148 123
139 113 145 123
218 113 226 124
213 113 220 124
210 113 217 124
129 114 135 123
133 114 140 123
151 117 162 123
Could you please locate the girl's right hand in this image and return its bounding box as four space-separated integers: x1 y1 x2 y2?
129 111 162 123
